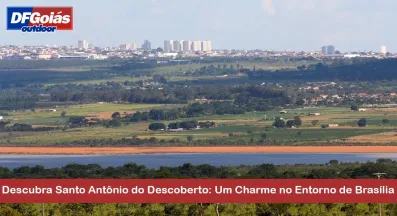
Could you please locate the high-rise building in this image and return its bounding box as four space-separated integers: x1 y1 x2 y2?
327 45 335 54
380 45 387 55
192 40 202 52
132 43 138 50
172 40 181 52
321 46 327 54
78 40 89 50
200 40 212 52
142 40 151 51
182 40 191 52
164 40 173 53
206 40 212 52
201 41 208 52
120 43 132 50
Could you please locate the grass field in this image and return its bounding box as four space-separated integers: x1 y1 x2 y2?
3 106 397 145
5 103 168 126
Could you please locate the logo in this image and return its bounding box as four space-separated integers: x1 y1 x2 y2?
7 7 73 32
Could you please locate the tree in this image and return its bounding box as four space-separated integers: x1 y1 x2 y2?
382 119 390 125
311 120 319 126
105 119 122 128
273 117 286 128
148 123 166 131
297 131 302 137
187 135 194 142
329 160 339 165
111 112 121 119
351 105 359 111
358 118 367 127
286 120 295 128
321 124 328 129
294 116 302 127
61 111 67 117
260 133 267 139
0 121 9 130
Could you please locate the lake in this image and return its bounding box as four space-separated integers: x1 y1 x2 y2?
1 153 396 169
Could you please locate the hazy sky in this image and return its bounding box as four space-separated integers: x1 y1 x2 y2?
1 0 396 52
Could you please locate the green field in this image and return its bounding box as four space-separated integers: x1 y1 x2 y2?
3 104 397 145
5 103 169 126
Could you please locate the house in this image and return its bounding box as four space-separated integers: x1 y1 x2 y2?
168 128 184 132
49 109 57 112
359 108 367 112
309 113 321 116
328 124 339 128
0 116 3 120
280 110 288 114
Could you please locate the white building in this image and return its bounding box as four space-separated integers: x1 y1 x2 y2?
380 45 387 55
164 40 173 53
172 40 181 52
119 43 132 51
37 53 53 60
77 40 89 50
0 116 3 120
192 40 202 52
182 40 191 52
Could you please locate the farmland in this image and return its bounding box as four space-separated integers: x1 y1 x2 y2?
1 105 396 146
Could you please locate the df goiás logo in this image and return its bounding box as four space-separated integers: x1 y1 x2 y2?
7 6 73 32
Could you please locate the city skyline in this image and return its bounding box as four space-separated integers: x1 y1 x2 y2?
0 0 396 51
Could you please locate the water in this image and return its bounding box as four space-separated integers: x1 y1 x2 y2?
0 153 396 169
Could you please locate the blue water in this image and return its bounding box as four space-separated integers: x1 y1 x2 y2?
0 153 396 169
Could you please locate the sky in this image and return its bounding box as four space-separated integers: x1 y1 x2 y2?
0 0 396 52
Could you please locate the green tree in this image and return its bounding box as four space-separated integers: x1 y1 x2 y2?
187 135 194 142
149 123 166 131
273 117 286 128
105 119 122 128
111 112 121 119
61 111 67 117
358 118 367 127
286 120 295 128
351 104 359 111
294 116 302 127
311 120 319 126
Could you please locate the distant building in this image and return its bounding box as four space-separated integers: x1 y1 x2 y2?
280 110 288 114
142 40 151 51
192 40 201 52
358 108 367 112
164 40 173 53
201 41 208 52
309 113 321 116
380 45 387 55
328 124 339 128
182 40 191 52
206 40 212 52
131 43 137 50
37 53 53 60
321 46 327 54
0 116 3 120
327 45 335 54
172 40 181 52
168 128 184 132
119 43 132 51
77 40 89 50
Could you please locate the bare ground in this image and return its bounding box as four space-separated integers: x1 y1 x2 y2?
2 146 397 155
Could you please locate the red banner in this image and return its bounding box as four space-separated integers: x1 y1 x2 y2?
0 179 396 203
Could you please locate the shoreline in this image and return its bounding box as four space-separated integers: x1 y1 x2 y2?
2 146 397 155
